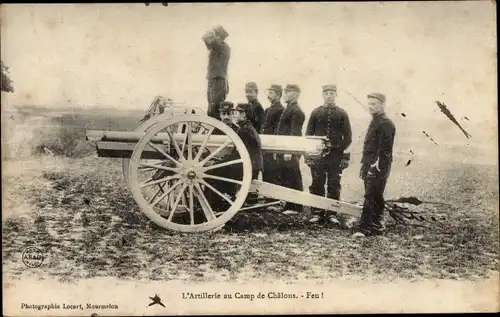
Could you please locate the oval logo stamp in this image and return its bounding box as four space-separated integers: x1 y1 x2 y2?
22 247 45 268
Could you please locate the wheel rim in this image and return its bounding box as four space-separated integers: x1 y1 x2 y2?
128 115 252 232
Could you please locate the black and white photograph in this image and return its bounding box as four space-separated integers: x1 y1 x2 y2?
2 2 498 315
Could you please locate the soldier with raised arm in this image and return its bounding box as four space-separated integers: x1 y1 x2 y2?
275 84 306 215
353 92 396 238
305 84 352 224
202 25 231 122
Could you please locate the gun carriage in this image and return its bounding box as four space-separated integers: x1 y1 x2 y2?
85 103 363 233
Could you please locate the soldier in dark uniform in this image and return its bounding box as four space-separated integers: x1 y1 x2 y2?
203 101 238 207
275 84 306 215
202 25 231 122
244 82 265 133
305 85 352 224
261 84 285 185
204 102 263 207
232 103 264 180
353 93 396 238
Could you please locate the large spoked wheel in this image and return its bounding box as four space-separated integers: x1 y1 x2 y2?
122 114 210 189
128 115 252 232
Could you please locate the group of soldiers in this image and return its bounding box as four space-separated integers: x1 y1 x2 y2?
202 25 396 237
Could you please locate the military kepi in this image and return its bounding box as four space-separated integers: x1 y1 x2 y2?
220 101 234 113
284 84 301 92
367 92 386 103
267 84 283 94
322 85 337 92
235 103 251 117
245 82 258 91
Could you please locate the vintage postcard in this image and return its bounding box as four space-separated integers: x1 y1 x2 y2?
2 2 498 316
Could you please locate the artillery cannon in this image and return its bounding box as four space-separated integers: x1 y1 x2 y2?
86 113 363 233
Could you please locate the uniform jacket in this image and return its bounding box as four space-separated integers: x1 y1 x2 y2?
306 104 352 151
248 99 265 133
223 121 238 131
361 113 396 176
262 101 285 135
235 120 263 172
275 101 305 137
203 37 231 79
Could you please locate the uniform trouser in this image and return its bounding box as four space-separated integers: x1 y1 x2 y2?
207 77 229 122
309 151 343 202
262 153 280 185
277 155 303 212
359 166 391 235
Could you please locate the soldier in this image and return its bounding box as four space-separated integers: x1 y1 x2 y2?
261 84 285 185
353 93 396 238
244 82 265 133
202 25 231 122
305 85 352 224
219 101 238 130
275 84 306 215
204 103 263 230
204 101 238 208
232 103 264 181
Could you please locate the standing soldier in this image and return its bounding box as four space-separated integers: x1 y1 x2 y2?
306 85 352 224
275 84 306 215
261 84 285 185
353 93 396 237
202 25 231 122
244 82 265 133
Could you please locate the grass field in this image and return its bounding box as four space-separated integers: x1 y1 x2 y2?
2 105 498 284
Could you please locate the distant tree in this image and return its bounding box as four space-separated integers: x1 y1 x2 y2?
1 60 14 93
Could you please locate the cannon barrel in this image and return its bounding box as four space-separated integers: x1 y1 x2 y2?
86 130 327 159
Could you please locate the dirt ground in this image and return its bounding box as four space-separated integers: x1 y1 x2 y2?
2 154 498 284
2 109 499 285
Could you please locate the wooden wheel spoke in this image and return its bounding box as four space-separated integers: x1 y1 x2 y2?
139 162 179 173
186 122 193 160
201 173 243 185
140 175 180 188
193 183 217 222
202 158 243 172
167 183 188 222
168 185 176 210
198 139 233 166
147 142 181 166
188 184 194 225
151 179 183 207
166 128 185 161
199 179 234 205
138 166 156 172
194 126 215 162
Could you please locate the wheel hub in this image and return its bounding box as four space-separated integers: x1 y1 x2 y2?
186 170 197 180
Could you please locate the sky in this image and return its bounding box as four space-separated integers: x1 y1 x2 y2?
1 2 497 154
